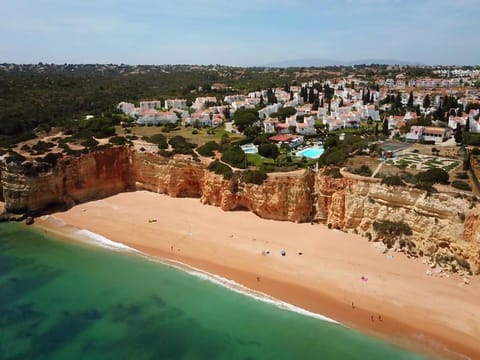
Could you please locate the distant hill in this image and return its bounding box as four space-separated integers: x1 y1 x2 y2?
263 58 424 67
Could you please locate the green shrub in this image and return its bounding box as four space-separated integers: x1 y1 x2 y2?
241 169 268 185
258 143 279 159
373 220 412 236
109 136 129 145
42 152 61 166
221 145 246 168
465 133 480 146
81 137 99 148
67 116 116 139
169 135 196 155
381 175 405 186
452 180 472 191
208 160 233 180
456 172 469 179
147 133 168 149
420 140 435 145
158 149 173 157
5 151 26 164
352 164 372 177
197 141 220 157
415 181 436 193
31 140 55 154
417 168 449 185
322 167 343 178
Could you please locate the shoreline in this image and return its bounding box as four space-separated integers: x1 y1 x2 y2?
33 191 480 360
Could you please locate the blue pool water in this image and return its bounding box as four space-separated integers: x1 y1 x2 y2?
296 147 324 159
241 144 258 154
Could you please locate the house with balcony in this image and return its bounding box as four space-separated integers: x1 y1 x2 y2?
405 126 450 143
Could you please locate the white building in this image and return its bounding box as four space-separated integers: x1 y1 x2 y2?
164 99 187 109
117 102 136 116
140 100 162 109
258 103 282 119
405 126 450 143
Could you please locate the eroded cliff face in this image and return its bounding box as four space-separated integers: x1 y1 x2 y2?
315 172 480 274
1 146 133 213
133 152 204 198
132 152 314 222
201 170 314 222
1 146 479 273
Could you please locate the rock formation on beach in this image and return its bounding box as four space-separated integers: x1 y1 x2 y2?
1 146 479 274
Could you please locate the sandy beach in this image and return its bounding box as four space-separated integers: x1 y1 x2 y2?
35 191 480 359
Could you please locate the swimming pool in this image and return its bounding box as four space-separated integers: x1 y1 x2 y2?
296 146 324 159
241 144 258 154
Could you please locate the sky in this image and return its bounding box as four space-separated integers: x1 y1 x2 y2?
0 0 479 66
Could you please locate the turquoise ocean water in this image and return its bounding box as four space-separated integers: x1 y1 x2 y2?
0 222 426 360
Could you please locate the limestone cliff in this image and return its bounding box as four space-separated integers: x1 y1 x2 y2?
1 146 479 273
315 171 480 274
133 152 204 198
201 170 314 222
1 146 132 213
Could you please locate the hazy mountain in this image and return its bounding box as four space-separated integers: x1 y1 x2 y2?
263 58 424 67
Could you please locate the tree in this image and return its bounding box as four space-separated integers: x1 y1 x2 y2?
221 145 246 168
407 91 414 108
267 88 277 104
259 94 264 106
339 98 344 107
233 109 258 133
258 143 279 159
308 88 315 104
382 118 389 135
300 87 308 103
312 95 320 111
417 168 449 185
423 94 431 109
465 117 470 133
395 92 402 108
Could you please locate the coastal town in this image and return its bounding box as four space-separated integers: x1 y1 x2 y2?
1 63 480 360
116 68 480 143
3 0 480 358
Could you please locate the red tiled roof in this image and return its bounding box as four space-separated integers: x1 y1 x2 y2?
269 134 297 142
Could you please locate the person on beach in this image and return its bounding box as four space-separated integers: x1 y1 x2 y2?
351 301 355 309
256 276 260 282
371 315 374 322
378 315 382 322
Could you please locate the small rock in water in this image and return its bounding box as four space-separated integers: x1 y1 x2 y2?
25 216 34 225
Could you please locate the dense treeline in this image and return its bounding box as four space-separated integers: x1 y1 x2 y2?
0 64 325 144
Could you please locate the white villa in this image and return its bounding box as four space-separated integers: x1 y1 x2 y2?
137 109 178 125
405 126 451 143
258 103 282 119
139 100 162 109
164 99 187 109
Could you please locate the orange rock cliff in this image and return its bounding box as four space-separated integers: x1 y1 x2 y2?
1 146 479 274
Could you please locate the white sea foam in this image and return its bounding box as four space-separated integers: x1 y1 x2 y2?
75 229 139 253
144 256 341 326
75 229 341 326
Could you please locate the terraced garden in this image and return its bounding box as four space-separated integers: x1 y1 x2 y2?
385 153 460 172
